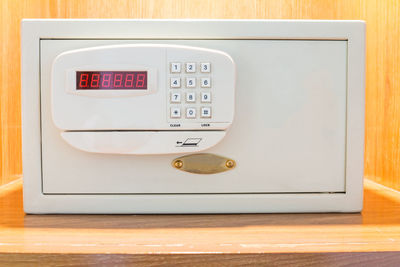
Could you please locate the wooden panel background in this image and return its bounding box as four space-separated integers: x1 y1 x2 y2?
0 0 399 189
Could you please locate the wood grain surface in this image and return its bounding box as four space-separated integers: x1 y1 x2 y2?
1 0 400 189
1 178 400 265
2 252 400 266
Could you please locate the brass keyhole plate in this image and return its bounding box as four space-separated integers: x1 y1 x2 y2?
172 153 236 174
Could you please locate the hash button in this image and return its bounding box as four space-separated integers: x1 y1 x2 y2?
201 107 211 118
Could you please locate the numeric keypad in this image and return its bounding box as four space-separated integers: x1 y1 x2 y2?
168 61 213 120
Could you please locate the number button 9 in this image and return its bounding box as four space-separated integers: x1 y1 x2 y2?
201 92 211 103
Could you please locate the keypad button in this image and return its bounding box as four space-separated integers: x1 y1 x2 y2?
201 92 211 103
200 63 211 73
201 107 212 118
170 107 181 118
186 63 196 73
170 92 181 103
170 63 181 73
186 77 196 88
186 92 196 103
170 77 181 88
201 77 211 88
186 108 196 118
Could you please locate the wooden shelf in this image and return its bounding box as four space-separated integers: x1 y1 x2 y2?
1 179 400 265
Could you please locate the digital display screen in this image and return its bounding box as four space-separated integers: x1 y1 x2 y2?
76 71 148 90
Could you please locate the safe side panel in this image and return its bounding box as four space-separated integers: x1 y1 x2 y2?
41 39 347 194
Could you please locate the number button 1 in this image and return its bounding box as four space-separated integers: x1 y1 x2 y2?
170 62 181 73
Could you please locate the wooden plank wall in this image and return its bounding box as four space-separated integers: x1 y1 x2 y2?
0 0 399 189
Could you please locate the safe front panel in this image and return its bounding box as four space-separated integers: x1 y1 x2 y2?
41 39 346 194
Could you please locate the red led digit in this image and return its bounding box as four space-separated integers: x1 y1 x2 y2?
135 74 146 88
90 73 100 88
125 74 134 88
101 73 112 88
113 73 123 88
79 73 89 88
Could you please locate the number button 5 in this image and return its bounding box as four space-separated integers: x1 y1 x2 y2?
186 77 196 88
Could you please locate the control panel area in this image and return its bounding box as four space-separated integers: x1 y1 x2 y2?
52 44 235 131
50 44 235 154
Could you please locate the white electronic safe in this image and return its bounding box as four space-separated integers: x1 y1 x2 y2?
21 20 365 214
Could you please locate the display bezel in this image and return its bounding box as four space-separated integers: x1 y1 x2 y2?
76 71 148 90
65 65 157 97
